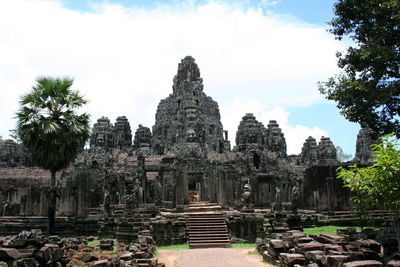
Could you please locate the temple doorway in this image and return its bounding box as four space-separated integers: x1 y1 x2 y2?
188 180 201 202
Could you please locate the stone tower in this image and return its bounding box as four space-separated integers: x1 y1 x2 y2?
235 113 266 152
152 56 229 154
355 127 376 164
265 120 287 158
90 117 116 149
300 136 318 165
115 116 132 149
317 136 337 165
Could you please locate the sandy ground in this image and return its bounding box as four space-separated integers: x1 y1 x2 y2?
157 248 273 267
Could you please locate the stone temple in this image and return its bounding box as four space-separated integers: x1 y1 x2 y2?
0 56 380 246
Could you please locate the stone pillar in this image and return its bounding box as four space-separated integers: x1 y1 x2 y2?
175 166 188 206
218 170 226 206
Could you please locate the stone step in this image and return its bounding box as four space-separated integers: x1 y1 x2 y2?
187 217 225 221
187 225 228 229
188 233 229 237
188 221 226 225
187 202 218 206
187 231 228 235
186 211 230 249
188 215 224 218
190 242 231 248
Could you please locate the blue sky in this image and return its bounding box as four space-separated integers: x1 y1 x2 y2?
0 0 360 156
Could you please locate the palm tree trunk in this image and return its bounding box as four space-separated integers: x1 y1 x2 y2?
48 170 57 235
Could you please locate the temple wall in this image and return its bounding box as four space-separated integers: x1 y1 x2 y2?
302 165 351 211
0 168 51 216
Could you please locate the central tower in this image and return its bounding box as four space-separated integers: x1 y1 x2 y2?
152 56 230 155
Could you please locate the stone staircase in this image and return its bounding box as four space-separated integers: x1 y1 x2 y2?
186 202 231 248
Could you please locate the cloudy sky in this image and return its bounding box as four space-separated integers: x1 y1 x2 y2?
0 0 360 155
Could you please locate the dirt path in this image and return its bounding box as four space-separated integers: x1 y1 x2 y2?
157 248 273 267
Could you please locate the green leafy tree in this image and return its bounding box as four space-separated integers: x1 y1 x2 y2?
335 146 353 162
337 134 400 250
16 77 90 234
0 136 4 147
319 0 400 137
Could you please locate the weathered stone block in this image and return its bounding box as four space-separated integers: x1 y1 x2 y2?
0 248 22 260
296 242 324 253
269 239 287 249
317 234 347 244
119 252 133 261
321 255 350 267
90 259 109 266
356 239 381 254
343 260 383 267
34 246 51 262
16 257 40 267
304 250 325 262
262 251 275 263
388 260 400 267
73 252 98 262
279 253 305 267
323 244 344 253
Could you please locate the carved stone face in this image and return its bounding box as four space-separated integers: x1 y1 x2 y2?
186 129 197 142
96 134 105 147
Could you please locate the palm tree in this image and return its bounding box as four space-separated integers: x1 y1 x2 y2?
16 77 90 234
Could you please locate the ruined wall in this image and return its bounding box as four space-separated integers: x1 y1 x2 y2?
0 168 52 216
302 165 351 211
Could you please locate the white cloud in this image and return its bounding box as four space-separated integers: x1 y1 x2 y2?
220 97 327 154
0 0 341 146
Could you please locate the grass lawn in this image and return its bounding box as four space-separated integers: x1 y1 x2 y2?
231 243 256 249
156 243 256 250
303 225 363 235
157 244 189 250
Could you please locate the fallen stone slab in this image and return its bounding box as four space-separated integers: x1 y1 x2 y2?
323 244 344 253
16 257 41 267
304 250 325 262
119 252 133 261
90 259 109 266
297 237 314 244
357 239 381 254
0 248 22 260
2 238 27 248
269 239 287 249
296 242 324 253
343 260 383 267
321 255 350 267
262 251 275 264
359 247 381 261
17 248 35 258
73 252 98 262
388 260 400 267
317 234 347 244
345 251 364 261
279 253 305 266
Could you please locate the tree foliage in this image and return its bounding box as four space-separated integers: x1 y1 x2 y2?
15 77 90 234
338 134 400 211
319 0 400 137
337 134 400 249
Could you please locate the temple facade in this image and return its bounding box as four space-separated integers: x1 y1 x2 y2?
0 56 376 217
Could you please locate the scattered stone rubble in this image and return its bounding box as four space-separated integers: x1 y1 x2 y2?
257 228 400 267
0 230 162 267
